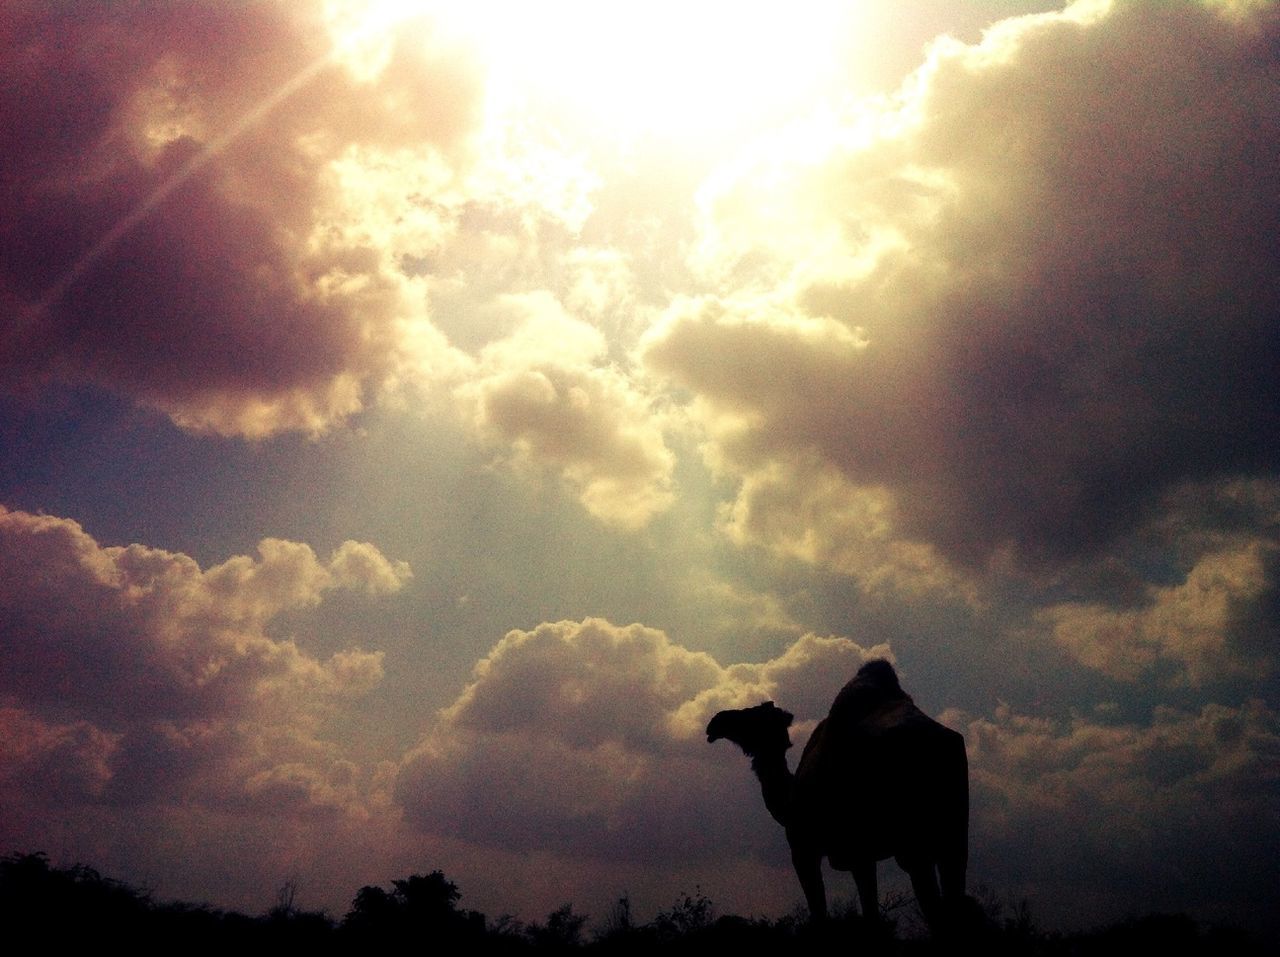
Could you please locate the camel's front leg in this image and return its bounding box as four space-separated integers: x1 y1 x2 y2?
852 858 878 923
790 845 827 921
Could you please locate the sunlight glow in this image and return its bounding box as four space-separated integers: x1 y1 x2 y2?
370 0 861 148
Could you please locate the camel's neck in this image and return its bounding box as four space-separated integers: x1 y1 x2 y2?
750 750 795 827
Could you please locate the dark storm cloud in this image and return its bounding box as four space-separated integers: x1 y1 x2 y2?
0 4 481 436
646 0 1280 570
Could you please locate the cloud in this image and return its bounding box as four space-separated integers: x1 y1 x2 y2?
330 538 417 595
954 696 1280 931
678 571 805 645
0 2 671 519
645 0 1280 572
1028 478 1280 684
0 3 482 436
1042 539 1278 685
458 294 675 528
0 708 118 807
397 618 887 863
562 247 642 335
441 619 722 748
718 451 978 601
0 505 408 818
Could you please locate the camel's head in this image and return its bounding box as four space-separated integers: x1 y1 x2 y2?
706 701 794 758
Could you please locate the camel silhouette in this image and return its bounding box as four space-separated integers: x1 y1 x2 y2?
707 659 968 932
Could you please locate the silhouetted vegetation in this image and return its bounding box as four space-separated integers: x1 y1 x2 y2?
0 851 1270 955
341 869 486 949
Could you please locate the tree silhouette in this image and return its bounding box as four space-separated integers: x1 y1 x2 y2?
341 868 484 948
0 851 150 943
393 871 462 922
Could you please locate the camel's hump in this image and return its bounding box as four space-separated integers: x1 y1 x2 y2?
827 659 911 727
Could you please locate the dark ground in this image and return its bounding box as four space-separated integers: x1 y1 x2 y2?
1 852 1268 955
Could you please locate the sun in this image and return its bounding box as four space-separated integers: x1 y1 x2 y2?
349 0 861 151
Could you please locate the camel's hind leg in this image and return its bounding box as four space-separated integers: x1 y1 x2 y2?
937 798 969 930
901 857 945 934
852 859 878 923
939 846 966 903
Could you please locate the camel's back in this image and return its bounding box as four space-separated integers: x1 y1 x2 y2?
798 693 961 790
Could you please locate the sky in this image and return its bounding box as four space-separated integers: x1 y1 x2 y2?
1 0 1278 938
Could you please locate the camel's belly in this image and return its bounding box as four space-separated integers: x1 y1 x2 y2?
824 816 929 869
828 843 891 869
